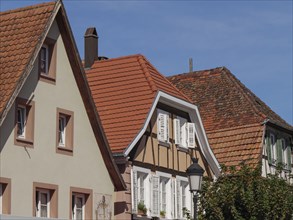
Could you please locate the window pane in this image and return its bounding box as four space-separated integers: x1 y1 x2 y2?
41 205 48 217
17 107 25 137
76 208 83 220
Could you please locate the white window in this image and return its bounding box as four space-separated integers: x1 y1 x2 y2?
132 167 150 214
0 184 2 214
58 115 66 146
138 172 146 204
160 178 167 212
40 44 49 74
16 106 26 138
157 109 169 143
270 134 277 164
36 189 50 218
176 178 192 219
155 172 172 218
72 194 85 220
174 116 195 148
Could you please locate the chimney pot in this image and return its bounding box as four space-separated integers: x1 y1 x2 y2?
84 27 98 68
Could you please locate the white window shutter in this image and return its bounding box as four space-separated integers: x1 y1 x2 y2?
176 180 182 218
165 114 169 142
187 123 195 148
171 179 176 218
157 113 165 142
173 119 181 145
151 175 160 216
132 170 138 213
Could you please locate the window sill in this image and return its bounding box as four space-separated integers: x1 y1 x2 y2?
158 141 170 148
40 74 56 84
176 145 189 153
56 146 73 156
15 138 34 148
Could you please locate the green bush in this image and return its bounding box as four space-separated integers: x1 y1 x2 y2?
198 163 293 220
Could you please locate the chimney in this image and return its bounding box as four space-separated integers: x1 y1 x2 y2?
84 27 98 68
189 58 193 72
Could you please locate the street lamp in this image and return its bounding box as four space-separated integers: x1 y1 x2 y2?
186 158 204 220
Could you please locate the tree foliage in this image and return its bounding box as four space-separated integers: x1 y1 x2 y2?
198 163 293 220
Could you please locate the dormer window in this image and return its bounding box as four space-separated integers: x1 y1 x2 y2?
173 116 195 148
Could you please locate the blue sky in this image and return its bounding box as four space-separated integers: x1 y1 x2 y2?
1 0 292 125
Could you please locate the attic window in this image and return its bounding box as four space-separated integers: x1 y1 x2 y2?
39 37 56 84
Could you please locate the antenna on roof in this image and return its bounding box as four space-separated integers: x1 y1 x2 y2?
189 58 193 72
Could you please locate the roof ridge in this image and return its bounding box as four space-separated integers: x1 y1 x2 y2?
137 55 157 93
0 1 56 15
169 66 225 79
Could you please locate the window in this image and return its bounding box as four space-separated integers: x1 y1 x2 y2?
72 193 85 220
58 115 66 146
0 178 11 215
14 98 35 147
40 44 49 74
160 178 167 212
270 133 277 164
132 167 150 214
33 182 58 218
174 116 195 148
157 109 170 143
70 187 92 220
36 189 50 218
16 105 26 138
137 172 146 204
176 178 192 219
282 139 292 170
39 37 56 83
56 108 74 155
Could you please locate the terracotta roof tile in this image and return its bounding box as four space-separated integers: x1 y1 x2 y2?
168 67 292 167
86 54 189 153
0 1 55 117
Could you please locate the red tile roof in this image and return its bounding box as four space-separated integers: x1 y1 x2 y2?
0 2 56 118
86 54 189 153
168 67 293 167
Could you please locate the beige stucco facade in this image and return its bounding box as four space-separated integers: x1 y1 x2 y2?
0 20 114 219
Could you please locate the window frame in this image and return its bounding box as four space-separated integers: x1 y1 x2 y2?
132 166 151 214
72 193 85 220
156 171 172 218
14 98 35 147
174 116 196 149
33 182 58 218
176 176 192 219
270 133 277 164
0 177 11 215
36 189 50 218
70 187 92 220
56 108 74 156
39 37 57 84
16 105 26 138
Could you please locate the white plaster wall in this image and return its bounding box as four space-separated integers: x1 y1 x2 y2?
0 20 114 218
